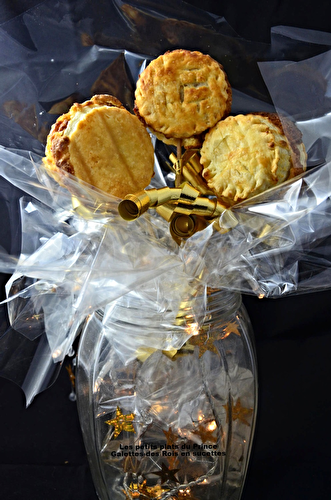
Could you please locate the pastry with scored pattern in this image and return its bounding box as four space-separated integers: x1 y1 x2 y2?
43 94 155 199
134 49 232 149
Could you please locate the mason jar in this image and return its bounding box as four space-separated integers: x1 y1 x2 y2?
76 287 257 500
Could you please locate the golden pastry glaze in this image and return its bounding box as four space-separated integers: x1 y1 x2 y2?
43 94 155 199
134 49 232 143
201 113 306 205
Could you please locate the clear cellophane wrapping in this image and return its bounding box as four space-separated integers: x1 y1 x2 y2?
1 0 331 403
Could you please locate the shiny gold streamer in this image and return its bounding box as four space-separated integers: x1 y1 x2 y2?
117 149 230 242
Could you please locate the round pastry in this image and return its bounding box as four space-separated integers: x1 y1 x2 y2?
200 112 307 205
134 49 232 149
43 94 155 199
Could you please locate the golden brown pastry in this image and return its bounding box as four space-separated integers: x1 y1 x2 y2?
43 94 155 199
200 112 307 205
134 49 232 148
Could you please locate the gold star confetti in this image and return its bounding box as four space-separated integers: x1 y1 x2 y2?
124 482 140 499
176 487 199 499
188 328 221 357
163 426 180 446
136 480 169 499
105 406 135 438
191 420 218 444
162 427 181 468
223 398 253 426
221 320 241 338
188 319 242 357
151 462 180 484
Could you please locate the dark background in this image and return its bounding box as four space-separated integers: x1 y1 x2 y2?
1 1 331 499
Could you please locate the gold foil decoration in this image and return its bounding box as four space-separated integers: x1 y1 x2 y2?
191 421 218 444
118 183 226 220
223 398 253 426
169 151 213 196
175 487 199 499
105 406 136 438
163 427 180 447
135 346 178 362
189 328 221 358
117 149 230 243
134 480 169 499
188 319 241 357
222 320 241 338
125 482 140 499
163 426 181 468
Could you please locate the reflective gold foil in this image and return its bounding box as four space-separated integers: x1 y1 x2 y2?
105 406 136 438
169 151 212 195
118 184 202 221
118 184 226 221
118 150 230 242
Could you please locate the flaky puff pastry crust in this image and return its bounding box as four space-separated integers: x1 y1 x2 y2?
134 49 232 148
43 94 155 199
201 113 307 205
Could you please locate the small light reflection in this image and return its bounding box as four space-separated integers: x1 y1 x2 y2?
31 314 41 321
186 322 200 336
150 404 165 414
179 486 191 495
207 420 217 431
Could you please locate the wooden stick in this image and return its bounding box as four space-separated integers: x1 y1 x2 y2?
175 139 183 187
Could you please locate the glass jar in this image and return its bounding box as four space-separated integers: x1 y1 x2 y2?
76 287 257 500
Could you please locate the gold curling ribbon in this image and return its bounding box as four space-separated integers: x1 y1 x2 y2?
118 184 226 221
118 183 202 221
169 151 213 195
117 149 238 242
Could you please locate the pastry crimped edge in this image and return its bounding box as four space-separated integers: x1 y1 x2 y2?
134 49 232 149
200 112 307 206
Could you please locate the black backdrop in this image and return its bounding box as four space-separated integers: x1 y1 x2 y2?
1 1 331 499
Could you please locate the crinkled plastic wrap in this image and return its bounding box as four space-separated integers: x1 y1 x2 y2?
1 0 331 404
76 290 257 500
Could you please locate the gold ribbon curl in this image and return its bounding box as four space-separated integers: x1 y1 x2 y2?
118 151 230 244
